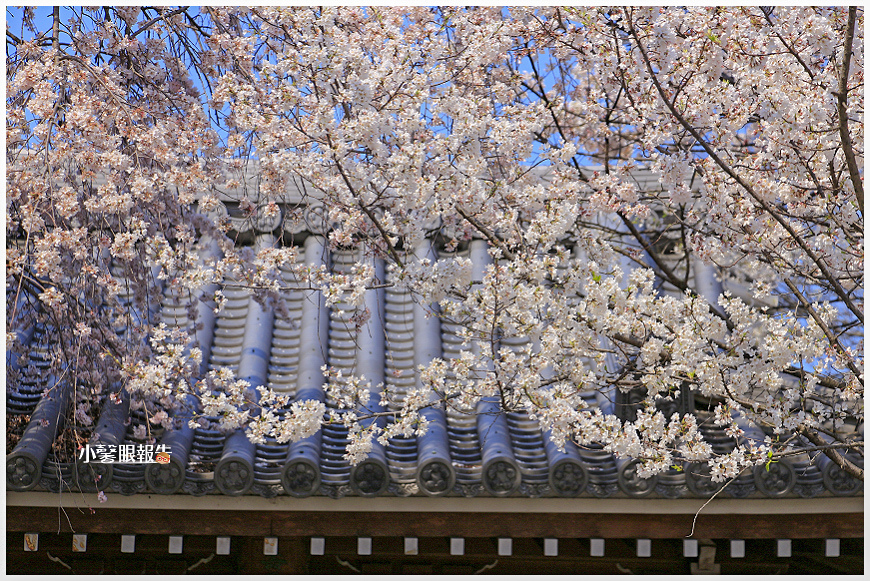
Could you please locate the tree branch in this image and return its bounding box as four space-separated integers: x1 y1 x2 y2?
798 426 864 480
625 11 864 325
454 205 515 261
784 279 863 383
331 157 405 268
130 7 189 38
761 9 816 82
836 6 863 215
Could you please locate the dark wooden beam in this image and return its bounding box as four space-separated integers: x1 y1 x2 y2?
6 507 863 539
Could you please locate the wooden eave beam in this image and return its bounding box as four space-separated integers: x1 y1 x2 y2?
6 506 862 540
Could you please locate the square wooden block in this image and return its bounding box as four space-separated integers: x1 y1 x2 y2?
24 533 38 552
264 537 278 556
72 534 87 553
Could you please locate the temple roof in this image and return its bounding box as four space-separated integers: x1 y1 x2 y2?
6 182 863 503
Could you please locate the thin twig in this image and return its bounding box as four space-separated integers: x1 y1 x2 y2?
687 474 736 538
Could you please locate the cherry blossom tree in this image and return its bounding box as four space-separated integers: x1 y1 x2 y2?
7 7 863 483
